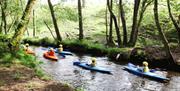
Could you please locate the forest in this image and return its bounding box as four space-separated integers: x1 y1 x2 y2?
0 0 180 91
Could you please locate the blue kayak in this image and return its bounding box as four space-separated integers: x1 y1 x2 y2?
73 61 112 74
54 48 73 55
124 63 169 82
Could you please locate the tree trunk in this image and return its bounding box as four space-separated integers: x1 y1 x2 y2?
0 6 3 33
107 0 121 47
129 0 152 46
167 0 180 44
33 9 36 37
154 0 175 64
78 0 84 40
119 0 127 46
117 1 120 32
128 0 141 46
105 4 109 43
137 0 152 28
108 0 115 46
9 0 37 50
48 0 62 41
44 20 56 40
1 0 7 34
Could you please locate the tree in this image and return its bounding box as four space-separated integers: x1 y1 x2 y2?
129 0 152 47
33 9 36 37
48 0 62 41
154 0 175 64
9 0 37 50
105 2 109 43
107 0 115 46
0 0 7 34
167 0 180 44
107 0 122 47
128 0 141 46
78 0 84 40
119 0 127 46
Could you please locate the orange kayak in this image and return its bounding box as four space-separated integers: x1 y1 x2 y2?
25 49 35 55
43 52 58 61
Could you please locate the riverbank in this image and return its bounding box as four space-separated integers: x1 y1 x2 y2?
0 44 74 91
0 64 74 91
23 37 180 72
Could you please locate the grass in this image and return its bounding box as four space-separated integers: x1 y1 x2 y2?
0 46 48 79
75 87 84 91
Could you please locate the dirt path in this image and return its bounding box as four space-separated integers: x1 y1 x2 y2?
0 64 74 91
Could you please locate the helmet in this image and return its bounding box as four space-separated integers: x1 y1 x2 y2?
143 61 148 66
59 44 63 47
25 43 29 47
91 57 96 62
50 48 54 51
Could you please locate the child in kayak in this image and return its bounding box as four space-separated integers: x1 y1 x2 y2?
48 48 55 56
143 61 149 72
58 44 63 53
90 57 97 67
24 43 29 51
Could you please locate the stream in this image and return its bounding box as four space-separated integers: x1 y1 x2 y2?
33 46 180 91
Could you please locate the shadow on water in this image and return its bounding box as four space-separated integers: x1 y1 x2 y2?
32 46 180 91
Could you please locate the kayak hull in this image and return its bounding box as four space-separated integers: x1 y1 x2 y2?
43 52 58 61
124 63 169 82
73 61 111 74
25 49 35 55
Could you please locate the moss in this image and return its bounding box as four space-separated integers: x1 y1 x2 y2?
75 87 84 91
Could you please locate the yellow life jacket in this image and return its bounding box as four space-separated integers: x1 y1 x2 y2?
143 66 149 72
58 47 63 52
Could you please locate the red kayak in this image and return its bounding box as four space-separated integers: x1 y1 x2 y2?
43 52 58 61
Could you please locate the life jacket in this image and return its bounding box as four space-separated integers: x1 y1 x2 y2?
91 61 96 67
58 48 63 52
143 66 149 72
48 50 55 56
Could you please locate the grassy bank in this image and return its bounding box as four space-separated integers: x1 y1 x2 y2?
23 37 132 58
0 42 74 91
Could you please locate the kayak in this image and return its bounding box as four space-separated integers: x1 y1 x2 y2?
55 48 73 55
73 61 112 74
25 49 35 55
43 52 58 61
124 63 169 82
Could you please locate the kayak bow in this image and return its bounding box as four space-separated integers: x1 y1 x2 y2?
124 63 169 82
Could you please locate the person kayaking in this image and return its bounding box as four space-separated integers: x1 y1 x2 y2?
143 61 149 72
90 57 97 67
24 43 29 51
58 44 63 53
48 48 55 56
23 43 35 55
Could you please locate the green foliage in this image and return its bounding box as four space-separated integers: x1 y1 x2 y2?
0 53 13 64
75 87 84 91
40 37 57 46
55 7 78 22
14 50 39 68
34 67 45 78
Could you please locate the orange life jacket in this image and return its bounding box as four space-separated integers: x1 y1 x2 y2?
48 51 55 56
